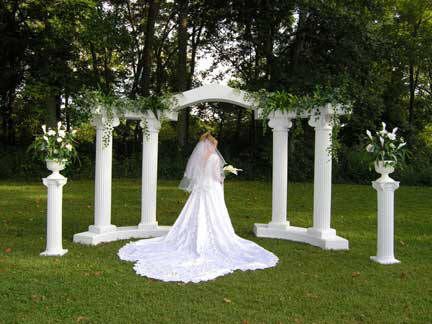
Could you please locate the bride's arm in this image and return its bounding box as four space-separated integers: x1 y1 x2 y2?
212 155 224 184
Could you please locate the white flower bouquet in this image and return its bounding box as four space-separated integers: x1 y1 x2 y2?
28 122 78 164
223 164 243 176
365 122 407 168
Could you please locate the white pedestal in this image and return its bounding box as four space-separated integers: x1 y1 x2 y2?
370 179 400 264
73 225 171 245
254 223 349 250
41 175 68 256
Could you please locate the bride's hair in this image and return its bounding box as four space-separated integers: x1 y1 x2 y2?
200 131 218 146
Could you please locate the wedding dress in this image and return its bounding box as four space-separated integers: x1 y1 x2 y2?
118 139 278 283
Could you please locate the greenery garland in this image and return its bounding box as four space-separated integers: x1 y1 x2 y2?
242 85 352 160
73 89 177 147
74 86 350 159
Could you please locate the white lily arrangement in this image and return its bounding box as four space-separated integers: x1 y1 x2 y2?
223 165 243 176
365 122 407 168
28 121 78 164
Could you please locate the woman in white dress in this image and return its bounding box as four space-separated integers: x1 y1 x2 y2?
118 132 278 283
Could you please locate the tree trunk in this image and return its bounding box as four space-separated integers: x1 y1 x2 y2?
408 18 422 133
188 24 202 89
291 9 307 72
217 108 225 141
140 0 160 96
155 52 164 95
4 91 16 145
46 94 57 128
263 0 274 87
176 0 189 148
408 63 415 128
235 107 242 139
90 43 100 88
65 93 70 131
249 110 256 146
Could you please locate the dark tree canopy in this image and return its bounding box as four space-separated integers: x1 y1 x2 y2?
0 0 431 184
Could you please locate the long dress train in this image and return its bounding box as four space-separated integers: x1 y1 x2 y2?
118 153 278 283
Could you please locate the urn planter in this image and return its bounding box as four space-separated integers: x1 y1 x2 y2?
374 160 395 182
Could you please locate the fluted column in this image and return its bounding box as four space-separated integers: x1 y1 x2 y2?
268 112 293 229
371 180 400 264
307 108 336 238
41 174 68 256
139 116 161 230
89 115 120 234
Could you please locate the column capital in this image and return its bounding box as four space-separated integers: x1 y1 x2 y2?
307 103 346 130
308 111 334 130
91 114 120 129
140 117 161 133
372 180 400 192
268 111 294 131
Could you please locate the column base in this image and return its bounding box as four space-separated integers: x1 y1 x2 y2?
88 224 117 234
73 225 171 245
307 227 337 239
267 221 290 230
40 249 68 257
138 222 159 231
370 256 400 265
254 223 349 250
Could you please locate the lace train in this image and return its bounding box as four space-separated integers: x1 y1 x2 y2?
118 154 278 283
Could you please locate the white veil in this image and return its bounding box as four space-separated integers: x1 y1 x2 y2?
179 139 226 192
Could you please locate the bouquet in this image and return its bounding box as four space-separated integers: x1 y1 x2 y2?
28 121 78 165
223 164 243 176
365 122 407 168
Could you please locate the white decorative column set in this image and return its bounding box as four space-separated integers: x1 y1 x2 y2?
254 106 349 250
370 166 400 264
73 113 170 245
70 85 351 250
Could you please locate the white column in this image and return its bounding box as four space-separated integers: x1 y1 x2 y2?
268 113 293 229
89 116 120 234
41 175 68 256
139 117 161 230
371 180 400 264
307 109 336 238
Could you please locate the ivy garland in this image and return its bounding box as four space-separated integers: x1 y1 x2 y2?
74 89 177 147
241 85 353 160
74 86 351 159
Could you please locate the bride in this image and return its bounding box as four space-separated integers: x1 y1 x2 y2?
118 132 278 283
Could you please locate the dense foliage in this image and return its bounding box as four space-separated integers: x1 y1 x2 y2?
1 0 431 184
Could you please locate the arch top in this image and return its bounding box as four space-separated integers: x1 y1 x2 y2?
172 84 258 110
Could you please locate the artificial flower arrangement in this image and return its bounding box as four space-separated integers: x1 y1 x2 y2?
28 121 78 167
365 122 407 169
223 165 243 176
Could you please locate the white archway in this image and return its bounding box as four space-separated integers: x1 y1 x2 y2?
73 84 349 250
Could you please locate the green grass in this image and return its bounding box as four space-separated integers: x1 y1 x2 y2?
0 179 431 324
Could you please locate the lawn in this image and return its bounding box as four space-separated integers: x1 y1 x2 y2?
0 179 431 323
